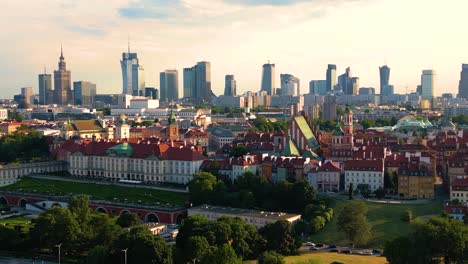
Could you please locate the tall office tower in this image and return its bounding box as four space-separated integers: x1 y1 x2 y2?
195 61 212 102
458 64 468 99
326 64 337 92
53 46 72 105
307 104 320 120
280 74 300 96
120 44 145 96
145 87 158 99
38 69 52 105
421 70 436 100
160 70 179 102
379 65 390 95
21 87 34 106
183 67 195 98
309 80 327 95
224 75 236 96
323 95 337 120
381 85 394 96
73 81 96 106
338 67 357 95
261 62 276 95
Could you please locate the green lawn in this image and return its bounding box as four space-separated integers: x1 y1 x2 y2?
0 177 188 207
0 216 34 233
308 199 444 248
245 252 387 264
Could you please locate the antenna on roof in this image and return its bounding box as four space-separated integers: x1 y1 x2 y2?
128 34 130 53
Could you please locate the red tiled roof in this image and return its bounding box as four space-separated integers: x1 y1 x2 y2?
319 161 341 172
344 159 384 171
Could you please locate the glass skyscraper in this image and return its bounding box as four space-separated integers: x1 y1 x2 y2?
379 65 390 95
261 62 275 95
160 70 179 102
224 75 236 96
120 45 145 96
38 70 51 105
326 64 336 92
458 64 468 99
421 70 436 100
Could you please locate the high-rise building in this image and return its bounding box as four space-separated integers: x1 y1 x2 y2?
73 81 96 106
381 85 394 96
38 69 52 105
307 104 320 120
261 62 275 95
458 64 468 99
379 65 390 95
183 62 212 102
280 74 300 96
183 67 195 98
359 87 375 95
145 87 158 99
323 95 337 120
224 75 236 96
120 44 145 96
309 80 327 95
326 64 337 92
21 87 34 106
160 70 179 102
421 70 436 100
337 67 357 95
195 61 212 102
53 46 72 105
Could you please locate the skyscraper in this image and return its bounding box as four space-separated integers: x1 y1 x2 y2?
337 67 356 95
379 65 390 95
21 87 34 106
421 70 436 100
323 95 337 120
195 61 212 102
53 46 72 105
326 64 337 92
280 74 300 96
183 67 195 98
160 70 179 102
458 64 468 99
120 44 145 96
224 75 236 96
309 80 327 95
73 81 96 106
145 87 158 99
38 69 51 105
261 62 275 95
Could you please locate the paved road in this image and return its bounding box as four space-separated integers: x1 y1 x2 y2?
29 175 189 193
0 256 57 264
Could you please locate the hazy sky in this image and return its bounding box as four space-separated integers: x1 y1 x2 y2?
2 0 468 98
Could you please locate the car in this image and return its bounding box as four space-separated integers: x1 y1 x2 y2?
315 243 324 247
330 249 341 253
342 250 351 254
350 250 360 255
372 249 382 255
309 246 319 251
328 245 337 249
362 251 373 255
304 242 315 247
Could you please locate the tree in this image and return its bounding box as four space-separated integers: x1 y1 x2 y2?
188 172 220 205
68 195 92 226
337 201 371 246
113 225 172 264
88 212 122 248
87 245 112 264
0 226 22 250
348 183 354 200
259 220 299 255
230 146 248 158
310 216 326 233
30 206 81 252
116 212 140 228
184 236 213 264
258 251 285 264
205 244 243 264
375 188 386 199
384 236 411 264
401 210 413 223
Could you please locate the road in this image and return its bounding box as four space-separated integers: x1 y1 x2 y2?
29 174 189 193
0 256 57 264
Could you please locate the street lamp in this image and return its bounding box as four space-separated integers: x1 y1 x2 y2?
54 243 62 264
122 248 128 264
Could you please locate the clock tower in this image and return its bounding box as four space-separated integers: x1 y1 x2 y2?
166 107 179 140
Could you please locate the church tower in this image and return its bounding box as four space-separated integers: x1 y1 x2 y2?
116 116 130 139
166 107 179 140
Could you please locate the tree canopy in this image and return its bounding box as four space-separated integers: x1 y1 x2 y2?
337 201 371 246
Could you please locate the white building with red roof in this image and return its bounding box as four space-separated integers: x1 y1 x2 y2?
344 159 384 192
451 178 468 206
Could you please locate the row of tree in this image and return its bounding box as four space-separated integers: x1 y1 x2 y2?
249 115 288 133
0 130 49 163
384 216 468 264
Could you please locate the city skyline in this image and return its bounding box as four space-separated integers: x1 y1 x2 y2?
2 0 468 98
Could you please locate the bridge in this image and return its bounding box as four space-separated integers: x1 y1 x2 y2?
0 190 186 224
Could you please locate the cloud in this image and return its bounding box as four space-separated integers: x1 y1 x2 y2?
63 25 106 36
224 0 310 6
118 0 185 19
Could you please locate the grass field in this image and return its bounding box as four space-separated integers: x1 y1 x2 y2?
308 199 443 248
0 177 188 207
0 216 33 233
245 252 387 264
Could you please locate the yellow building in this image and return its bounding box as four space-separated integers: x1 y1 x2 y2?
398 160 435 198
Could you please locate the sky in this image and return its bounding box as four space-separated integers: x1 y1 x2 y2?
1 0 468 98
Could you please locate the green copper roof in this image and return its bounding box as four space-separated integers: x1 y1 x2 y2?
295 116 320 149
302 149 322 161
332 121 344 136
106 142 133 157
344 104 352 114
282 136 301 156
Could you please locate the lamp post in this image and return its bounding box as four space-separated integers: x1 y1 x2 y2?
122 248 128 264
54 243 62 264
